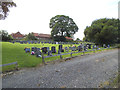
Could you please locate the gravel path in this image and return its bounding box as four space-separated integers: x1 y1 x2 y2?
2 49 118 88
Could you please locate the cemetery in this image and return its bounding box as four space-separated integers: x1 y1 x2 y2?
1 41 111 72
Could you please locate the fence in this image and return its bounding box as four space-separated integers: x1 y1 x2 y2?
41 48 108 64
0 62 18 70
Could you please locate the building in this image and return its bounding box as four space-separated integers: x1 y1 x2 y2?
11 31 24 40
39 33 51 40
32 32 51 40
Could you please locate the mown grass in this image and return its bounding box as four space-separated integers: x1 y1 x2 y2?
1 42 111 72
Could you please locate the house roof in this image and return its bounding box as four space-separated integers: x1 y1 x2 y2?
32 32 39 37
11 31 24 38
65 37 73 40
39 33 51 38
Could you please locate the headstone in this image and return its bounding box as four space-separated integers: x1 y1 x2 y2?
78 45 82 51
42 47 47 54
93 45 95 49
65 47 69 52
84 46 87 51
25 48 30 53
56 42 58 44
61 48 64 52
59 45 62 52
51 46 56 53
72 47 76 51
88 44 91 49
48 50 52 56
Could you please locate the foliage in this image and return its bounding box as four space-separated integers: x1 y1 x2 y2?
49 15 79 41
84 18 119 45
0 0 16 20
26 33 37 40
0 30 13 41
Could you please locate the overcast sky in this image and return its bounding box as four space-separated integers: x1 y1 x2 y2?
0 0 119 40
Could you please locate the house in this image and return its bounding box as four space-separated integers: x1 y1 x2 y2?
39 33 51 40
11 31 24 40
32 32 51 40
65 37 73 41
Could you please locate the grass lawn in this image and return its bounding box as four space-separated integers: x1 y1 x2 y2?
1 42 110 72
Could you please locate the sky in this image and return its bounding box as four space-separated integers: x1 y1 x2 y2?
0 0 119 40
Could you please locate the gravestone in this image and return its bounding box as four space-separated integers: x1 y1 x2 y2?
61 48 64 52
59 45 62 52
65 47 69 52
25 48 30 53
48 50 52 56
78 45 82 51
51 46 56 53
84 46 87 51
42 47 47 54
72 47 76 51
88 44 91 49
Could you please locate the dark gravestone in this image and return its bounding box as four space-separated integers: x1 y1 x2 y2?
51 46 56 53
59 45 62 52
48 50 52 56
31 47 37 52
78 46 82 51
42 47 47 54
61 48 64 52
84 46 87 51
25 48 30 53
88 44 91 49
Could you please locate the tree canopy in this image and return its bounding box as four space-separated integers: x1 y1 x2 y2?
49 15 79 41
26 33 37 40
0 0 16 20
0 30 13 41
84 18 119 45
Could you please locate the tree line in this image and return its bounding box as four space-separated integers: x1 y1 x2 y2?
0 0 119 44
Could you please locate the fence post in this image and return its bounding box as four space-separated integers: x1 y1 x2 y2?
42 52 46 65
93 49 95 53
15 62 18 70
71 51 72 57
60 54 62 59
83 51 85 55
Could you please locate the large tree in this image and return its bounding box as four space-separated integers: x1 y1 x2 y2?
0 0 16 20
84 18 119 45
49 15 79 41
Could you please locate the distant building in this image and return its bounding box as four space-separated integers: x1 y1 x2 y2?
32 32 51 40
11 31 24 40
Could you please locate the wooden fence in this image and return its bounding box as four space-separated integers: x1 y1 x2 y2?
41 48 108 64
0 62 18 70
